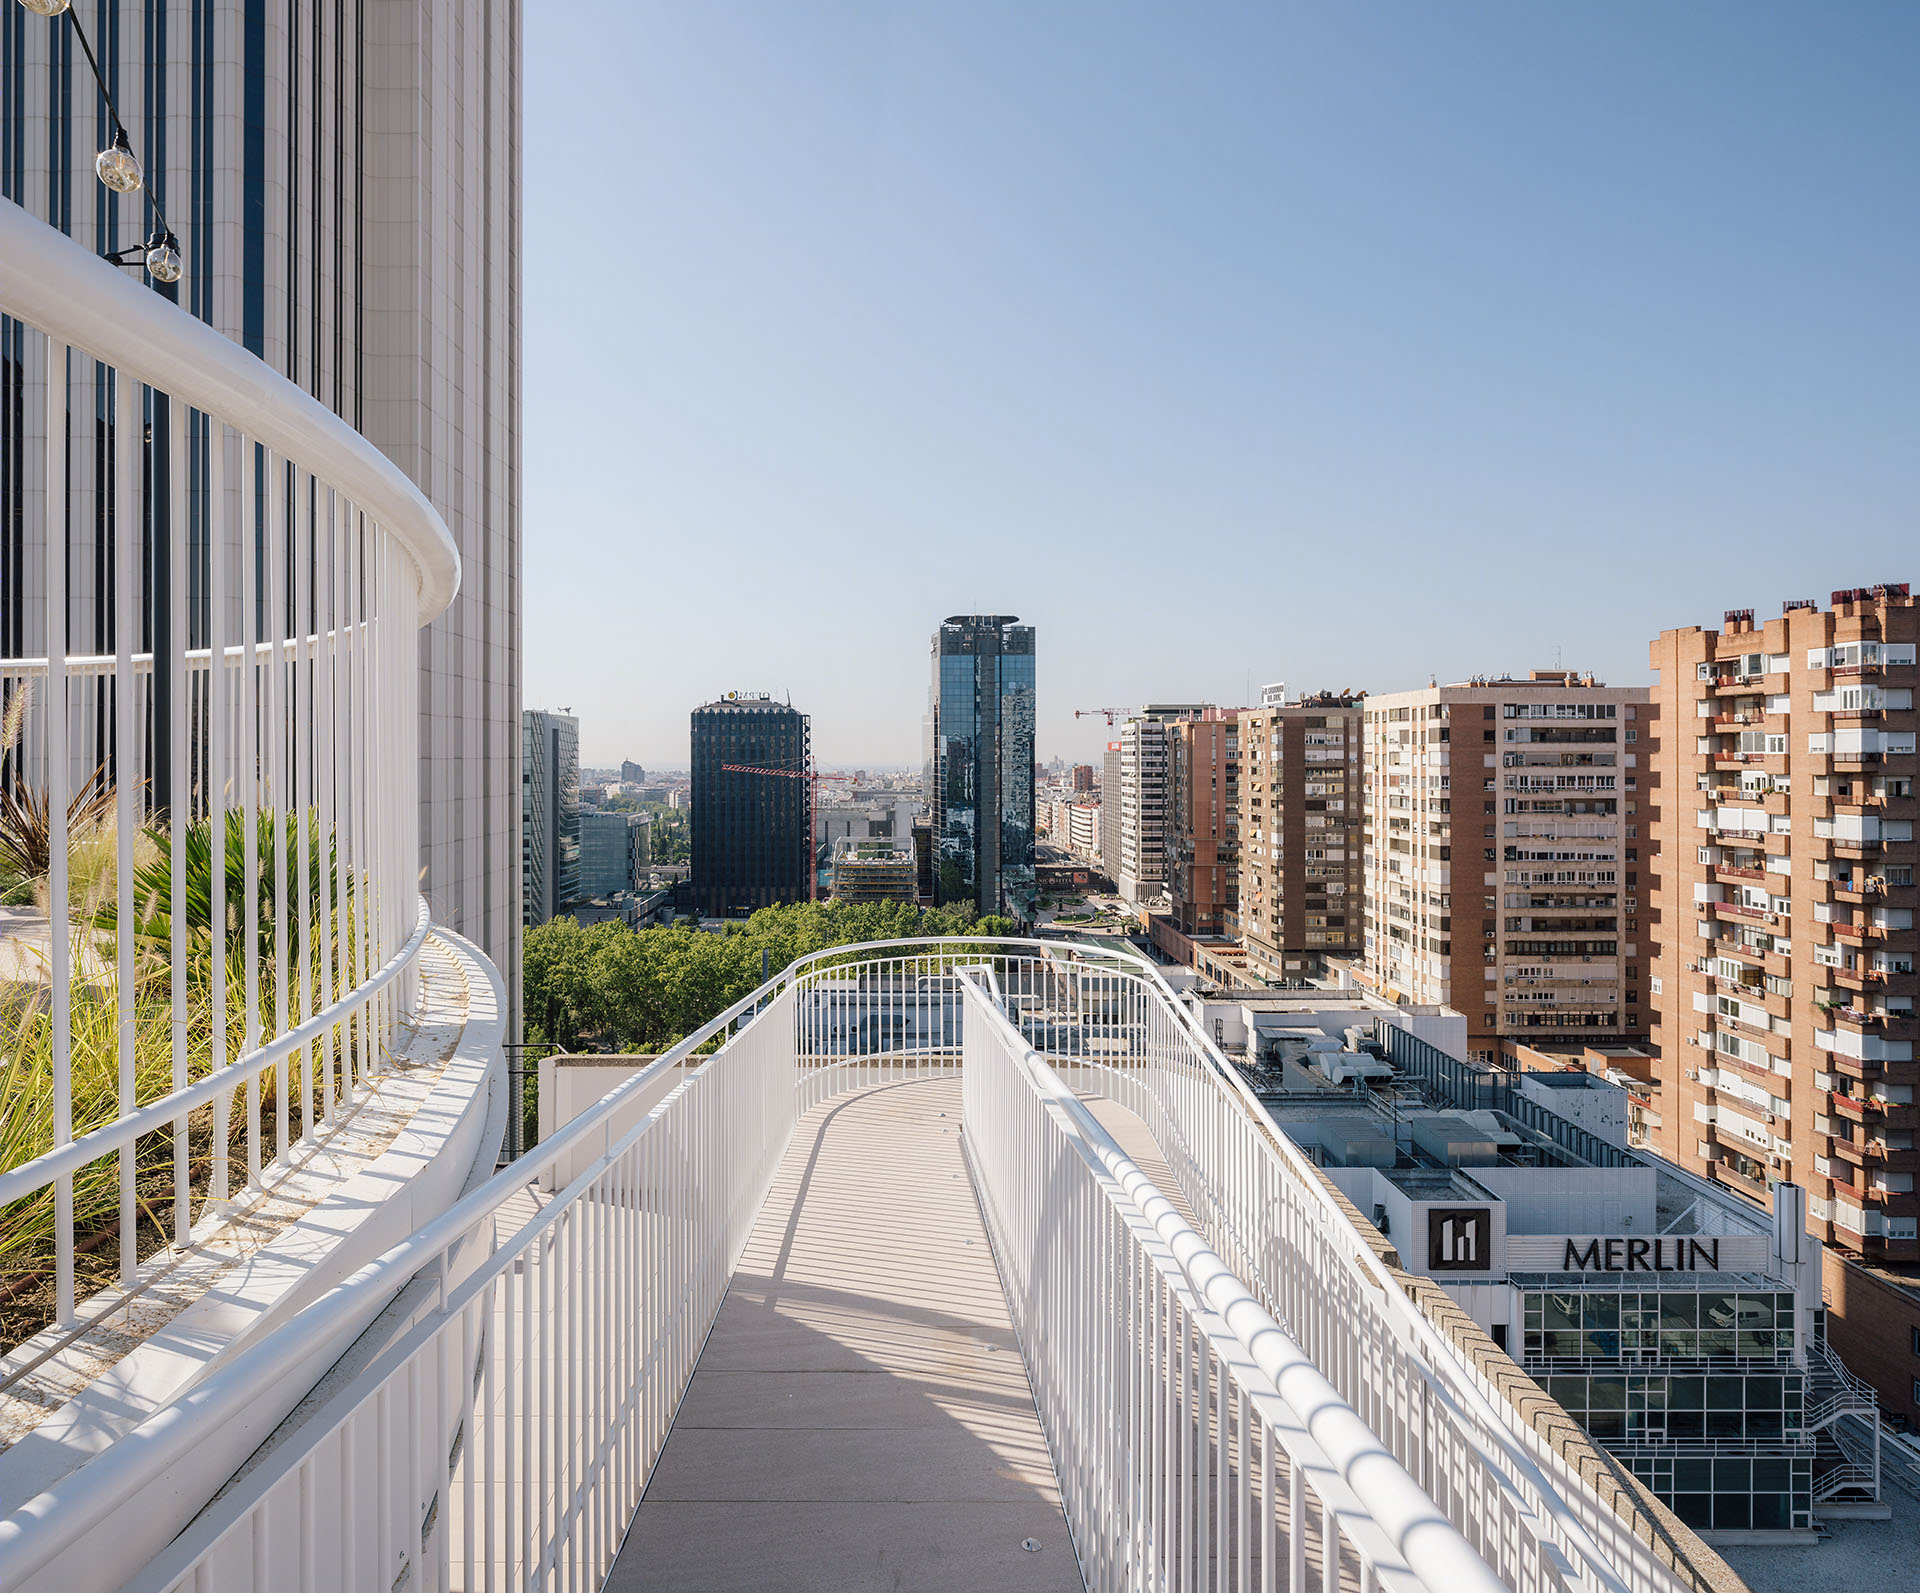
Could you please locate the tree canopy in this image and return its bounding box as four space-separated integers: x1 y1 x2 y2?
523 898 1017 1051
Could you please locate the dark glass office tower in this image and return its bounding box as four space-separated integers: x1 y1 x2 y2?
691 696 812 918
930 617 1036 920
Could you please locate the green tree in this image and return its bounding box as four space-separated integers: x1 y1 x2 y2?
522 899 1026 1052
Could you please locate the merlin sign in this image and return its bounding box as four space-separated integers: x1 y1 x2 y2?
1564 1236 1719 1273
1500 1232 1774 1274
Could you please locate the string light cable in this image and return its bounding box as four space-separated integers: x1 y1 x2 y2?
18 0 183 283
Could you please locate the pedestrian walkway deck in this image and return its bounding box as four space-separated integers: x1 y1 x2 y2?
606 1075 1083 1593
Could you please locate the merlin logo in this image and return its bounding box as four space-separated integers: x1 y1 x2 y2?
1427 1207 1492 1273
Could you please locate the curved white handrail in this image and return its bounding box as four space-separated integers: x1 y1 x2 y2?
0 197 459 619
961 967 1506 1593
0 898 433 1207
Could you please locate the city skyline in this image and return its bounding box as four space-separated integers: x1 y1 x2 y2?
526 3 1918 769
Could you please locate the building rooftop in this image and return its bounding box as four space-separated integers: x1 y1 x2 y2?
1252 1026 1776 1248
693 694 801 714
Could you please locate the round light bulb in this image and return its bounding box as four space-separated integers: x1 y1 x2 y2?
95 129 142 193
18 0 74 16
145 233 182 284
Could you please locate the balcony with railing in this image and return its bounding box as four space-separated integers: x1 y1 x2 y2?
0 198 505 1580
0 930 1751 1593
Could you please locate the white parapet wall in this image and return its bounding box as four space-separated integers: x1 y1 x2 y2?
536 1055 691 1190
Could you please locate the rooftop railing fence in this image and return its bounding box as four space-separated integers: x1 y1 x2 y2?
0 199 459 1349
0 934 1726 1593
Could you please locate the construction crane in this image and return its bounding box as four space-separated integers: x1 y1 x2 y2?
1074 708 1123 725
718 763 857 900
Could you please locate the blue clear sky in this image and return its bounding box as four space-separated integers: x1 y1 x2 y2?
524 3 1918 769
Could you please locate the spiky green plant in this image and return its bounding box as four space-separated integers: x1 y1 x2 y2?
0 682 117 887
1 802 377 1350
93 805 360 983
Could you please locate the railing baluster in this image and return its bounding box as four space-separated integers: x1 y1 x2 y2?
168 398 190 1246
113 366 138 1280
208 418 230 1205
45 335 74 1330
293 473 315 1132
241 429 262 1185
314 489 336 1122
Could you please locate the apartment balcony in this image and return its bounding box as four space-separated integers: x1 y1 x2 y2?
1825 1002 1913 1033
1828 1091 1871 1123
1823 1134 1894 1168
1820 964 1889 995
1829 1092 1920 1133
1813 834 1883 861
1710 1158 1774 1204
0 199 506 1587
1709 899 1780 930
1830 880 1888 903
1814 793 1889 815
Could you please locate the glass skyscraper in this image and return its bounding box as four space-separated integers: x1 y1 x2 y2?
930 616 1035 920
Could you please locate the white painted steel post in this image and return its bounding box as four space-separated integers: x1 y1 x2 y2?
241 431 262 1183
113 366 138 1282
208 418 230 1202
45 336 74 1329
167 399 190 1246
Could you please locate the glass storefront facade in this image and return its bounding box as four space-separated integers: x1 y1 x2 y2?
1520 1286 1813 1532
1522 1288 1796 1361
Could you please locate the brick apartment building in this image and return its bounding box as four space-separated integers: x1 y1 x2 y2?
1358 672 1654 1062
1109 706 1212 905
1646 586 1920 1415
1235 695 1366 980
1168 713 1241 939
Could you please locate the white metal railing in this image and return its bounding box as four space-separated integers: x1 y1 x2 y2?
1021 956 1698 1593
0 939 1004 1592
960 967 1502 1593
0 200 459 1343
0 937 1732 1592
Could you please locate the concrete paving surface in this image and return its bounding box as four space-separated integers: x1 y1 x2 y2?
607 1075 1083 1592
1716 1494 1920 1593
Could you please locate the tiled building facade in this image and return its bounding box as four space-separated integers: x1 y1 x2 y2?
1235 697 1365 979
1647 589 1918 1257
1359 674 1654 1062
1167 713 1240 939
